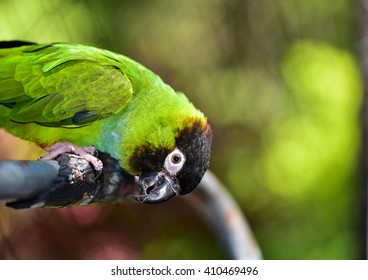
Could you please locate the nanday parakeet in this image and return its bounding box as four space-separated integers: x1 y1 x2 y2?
0 41 212 204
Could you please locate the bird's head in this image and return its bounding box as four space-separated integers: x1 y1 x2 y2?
130 120 212 204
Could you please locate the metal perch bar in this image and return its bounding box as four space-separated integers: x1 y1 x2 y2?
0 160 59 203
0 159 262 259
186 171 262 260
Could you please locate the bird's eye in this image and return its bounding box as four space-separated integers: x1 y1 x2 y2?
164 148 185 175
171 153 182 164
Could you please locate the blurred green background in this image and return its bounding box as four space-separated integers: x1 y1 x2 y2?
0 0 364 259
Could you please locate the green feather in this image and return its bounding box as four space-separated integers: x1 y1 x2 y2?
0 42 207 174
0 44 133 125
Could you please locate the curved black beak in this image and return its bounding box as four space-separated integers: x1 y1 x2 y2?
131 171 180 204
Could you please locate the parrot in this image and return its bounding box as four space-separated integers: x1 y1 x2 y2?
0 40 212 204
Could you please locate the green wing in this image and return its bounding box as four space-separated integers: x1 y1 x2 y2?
0 42 133 127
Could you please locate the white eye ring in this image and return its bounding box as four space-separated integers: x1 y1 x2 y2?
164 148 185 175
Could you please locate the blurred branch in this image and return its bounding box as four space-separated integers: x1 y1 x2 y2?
0 155 262 259
361 0 368 260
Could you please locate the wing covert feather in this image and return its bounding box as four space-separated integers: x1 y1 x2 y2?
0 43 133 127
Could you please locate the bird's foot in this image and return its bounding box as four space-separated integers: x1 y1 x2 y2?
39 142 103 173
